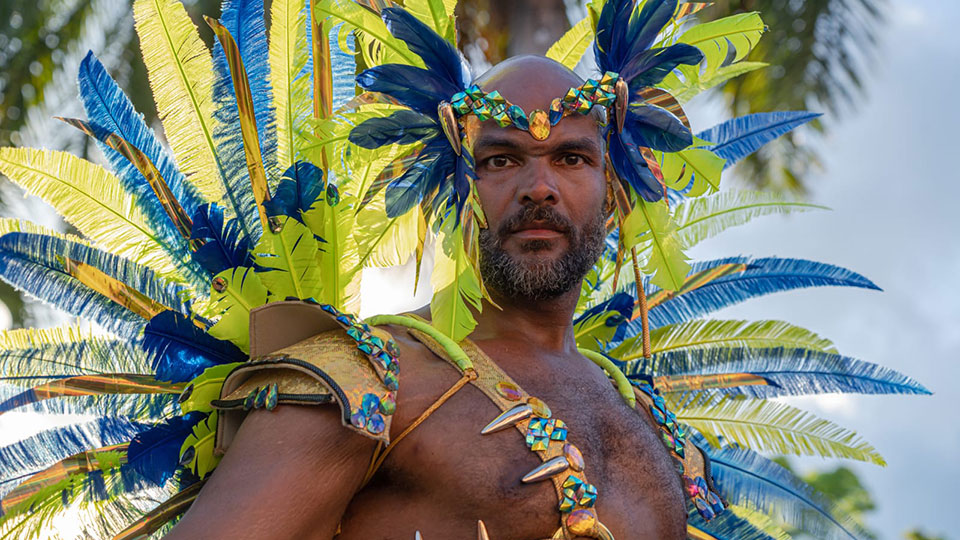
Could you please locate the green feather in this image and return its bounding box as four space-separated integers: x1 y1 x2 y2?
180 363 242 414
207 267 270 352
253 217 322 301
314 0 423 68
430 216 482 342
623 198 691 292
180 412 221 478
404 0 457 44
546 17 593 69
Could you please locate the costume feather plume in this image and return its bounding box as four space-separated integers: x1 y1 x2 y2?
0 148 188 283
133 0 226 206
269 0 313 170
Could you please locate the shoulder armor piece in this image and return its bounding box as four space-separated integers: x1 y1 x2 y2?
213 301 400 453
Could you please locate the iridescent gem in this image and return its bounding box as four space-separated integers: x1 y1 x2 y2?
527 397 551 418
695 498 715 520
212 276 227 292
350 410 366 429
661 431 675 447
179 445 196 467
707 491 724 513
549 98 564 125
385 340 400 356
384 371 399 391
650 405 666 425
578 483 598 508
563 443 584 472
336 314 352 325
357 342 373 355
466 84 484 100
594 89 615 106
653 394 666 411
528 436 549 451
255 385 269 408
695 476 708 498
178 383 194 404
527 417 547 437
326 184 340 206
451 91 471 115
549 419 568 441
528 110 550 140
493 110 512 128
495 381 522 401
321 304 338 314
581 78 598 94
268 216 284 233
559 495 576 512
674 438 685 457
600 71 619 87
346 327 362 340
473 102 493 121
507 105 529 130
682 475 698 497
566 509 596 536
379 393 396 415
265 383 279 410
576 94 593 114
562 87 579 105
361 393 380 415
485 90 505 106
366 413 386 434
243 388 258 411
562 475 583 491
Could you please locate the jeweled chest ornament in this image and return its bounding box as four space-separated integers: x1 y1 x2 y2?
438 71 626 146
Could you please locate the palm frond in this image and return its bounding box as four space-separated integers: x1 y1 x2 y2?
133 0 226 207
702 439 870 539
404 0 457 44
0 148 188 282
0 326 145 381
676 395 884 464
629 346 930 398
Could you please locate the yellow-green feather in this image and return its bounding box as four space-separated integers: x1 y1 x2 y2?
133 0 225 204
546 17 594 70
269 0 312 171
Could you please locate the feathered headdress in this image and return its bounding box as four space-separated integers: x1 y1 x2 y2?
0 0 927 538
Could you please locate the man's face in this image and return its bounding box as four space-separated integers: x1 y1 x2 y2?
473 112 608 301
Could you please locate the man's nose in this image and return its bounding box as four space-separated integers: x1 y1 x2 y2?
517 158 560 206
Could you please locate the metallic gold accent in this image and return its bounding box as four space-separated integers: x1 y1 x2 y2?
206 16 272 231
521 456 570 483
636 87 690 129
60 257 170 320
566 509 597 536
655 373 771 392
438 101 462 155
480 404 532 434
477 520 490 540
614 79 629 133
55 117 200 250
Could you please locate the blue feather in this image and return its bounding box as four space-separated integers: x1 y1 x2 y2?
210 1 277 244
0 335 149 382
381 8 468 90
699 438 869 539
0 417 144 484
328 24 358 111
384 136 453 218
218 0 278 173
126 412 205 485
626 346 931 397
190 203 254 275
687 506 778 540
630 257 881 330
625 103 692 152
622 43 703 86
607 128 664 202
0 234 191 338
349 110 439 149
697 111 822 169
357 64 460 117
77 52 205 219
263 162 326 225
143 311 246 383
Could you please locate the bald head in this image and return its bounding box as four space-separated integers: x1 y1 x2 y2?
475 56 583 113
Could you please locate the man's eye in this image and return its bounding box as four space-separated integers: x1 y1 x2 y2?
562 154 585 166
488 156 511 168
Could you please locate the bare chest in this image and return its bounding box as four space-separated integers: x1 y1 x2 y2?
338 352 686 540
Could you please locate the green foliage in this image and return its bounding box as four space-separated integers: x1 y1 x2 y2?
406 0 458 44
430 214 483 342
316 0 423 69
546 17 593 69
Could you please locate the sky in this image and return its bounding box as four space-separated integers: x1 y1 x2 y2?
1 0 958 537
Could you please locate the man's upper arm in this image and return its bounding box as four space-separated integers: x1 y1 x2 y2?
166 404 376 539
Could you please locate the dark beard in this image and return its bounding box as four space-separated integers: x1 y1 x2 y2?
478 204 606 301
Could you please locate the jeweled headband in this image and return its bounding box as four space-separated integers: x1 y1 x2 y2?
438 71 625 153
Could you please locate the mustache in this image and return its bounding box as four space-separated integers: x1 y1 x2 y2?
497 205 573 238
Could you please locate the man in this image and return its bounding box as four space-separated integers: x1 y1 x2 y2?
165 56 687 540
